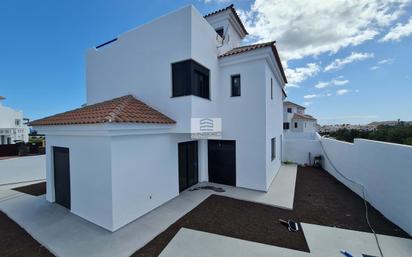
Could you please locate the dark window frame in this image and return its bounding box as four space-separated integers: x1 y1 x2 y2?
287 107 292 113
231 74 241 97
271 137 276 161
283 122 290 130
215 27 224 38
172 59 210 100
271 78 273 100
294 122 298 128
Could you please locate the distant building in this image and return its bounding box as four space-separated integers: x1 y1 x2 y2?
0 96 29 144
283 101 317 132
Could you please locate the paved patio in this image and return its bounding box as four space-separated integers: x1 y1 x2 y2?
0 165 296 257
159 225 412 257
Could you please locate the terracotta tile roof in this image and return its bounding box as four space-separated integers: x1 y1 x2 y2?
29 95 176 126
219 41 288 83
284 101 306 109
292 113 317 121
204 4 248 36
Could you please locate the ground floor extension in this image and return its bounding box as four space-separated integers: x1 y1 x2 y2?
43 129 281 231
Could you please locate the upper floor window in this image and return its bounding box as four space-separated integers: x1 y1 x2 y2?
294 122 298 128
15 119 21 126
172 59 210 99
287 108 292 113
283 122 290 130
231 75 241 97
216 28 224 38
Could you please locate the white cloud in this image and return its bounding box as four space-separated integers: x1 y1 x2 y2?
303 101 314 106
377 59 391 64
314 81 329 89
335 88 359 94
324 52 374 72
371 58 394 70
239 0 410 60
380 17 412 41
332 78 349 85
336 89 350 95
314 77 349 89
285 84 300 88
304 94 321 99
285 63 320 84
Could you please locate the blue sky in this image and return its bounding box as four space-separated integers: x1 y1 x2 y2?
1 0 411 125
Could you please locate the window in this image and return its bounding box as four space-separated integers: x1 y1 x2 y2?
231 75 241 97
294 122 298 128
287 108 292 113
172 59 210 99
271 78 273 100
305 122 307 128
283 122 290 130
271 138 276 161
15 119 21 126
216 28 224 38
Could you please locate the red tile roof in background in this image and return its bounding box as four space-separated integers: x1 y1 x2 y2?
29 95 175 126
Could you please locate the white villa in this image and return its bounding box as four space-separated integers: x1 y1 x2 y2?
30 5 288 231
0 96 29 145
283 101 317 133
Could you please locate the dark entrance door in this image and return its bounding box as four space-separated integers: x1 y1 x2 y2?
53 147 71 209
178 141 198 192
208 140 236 186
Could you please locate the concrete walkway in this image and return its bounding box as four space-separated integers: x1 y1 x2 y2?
0 165 297 257
159 225 412 257
0 155 46 185
192 164 297 209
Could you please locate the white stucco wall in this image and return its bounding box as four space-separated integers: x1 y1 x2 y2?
86 6 192 132
110 133 191 230
218 58 266 191
264 64 283 190
45 135 114 230
284 134 412 235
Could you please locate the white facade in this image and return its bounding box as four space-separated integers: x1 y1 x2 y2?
0 98 29 144
33 5 287 231
283 101 317 133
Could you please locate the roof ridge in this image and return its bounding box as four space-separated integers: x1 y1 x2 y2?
104 95 133 123
234 41 276 50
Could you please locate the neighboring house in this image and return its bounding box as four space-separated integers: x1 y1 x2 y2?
0 96 29 144
30 4 287 232
283 101 317 133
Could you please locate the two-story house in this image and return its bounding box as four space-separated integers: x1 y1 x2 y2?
30 4 287 231
283 101 317 133
0 96 29 145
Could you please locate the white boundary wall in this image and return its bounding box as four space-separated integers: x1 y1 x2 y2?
284 132 412 235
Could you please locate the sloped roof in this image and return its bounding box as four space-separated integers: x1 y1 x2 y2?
29 95 175 126
292 113 317 121
219 41 288 83
284 101 306 109
0 96 5 100
204 4 248 36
